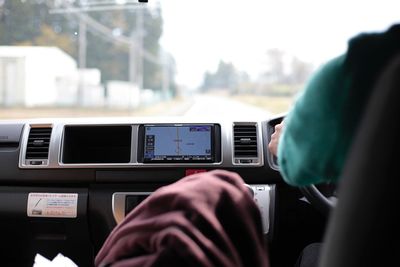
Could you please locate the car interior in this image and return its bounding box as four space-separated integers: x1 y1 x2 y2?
1 51 399 267
1 1 399 267
0 114 332 266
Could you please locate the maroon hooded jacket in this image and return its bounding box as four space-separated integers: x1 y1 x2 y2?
95 170 270 267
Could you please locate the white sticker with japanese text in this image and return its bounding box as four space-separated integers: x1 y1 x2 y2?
27 193 78 218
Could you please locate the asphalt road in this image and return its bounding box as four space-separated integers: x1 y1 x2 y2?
172 94 271 120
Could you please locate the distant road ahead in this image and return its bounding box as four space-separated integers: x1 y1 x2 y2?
168 94 271 119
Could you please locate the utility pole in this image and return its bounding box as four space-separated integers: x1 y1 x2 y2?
129 30 136 84
162 51 170 98
136 8 144 91
50 2 164 104
78 17 87 106
79 18 87 69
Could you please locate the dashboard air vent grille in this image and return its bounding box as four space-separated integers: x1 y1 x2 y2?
233 124 258 157
26 127 52 159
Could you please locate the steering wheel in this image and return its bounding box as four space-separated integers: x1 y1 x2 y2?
299 185 337 216
267 116 337 216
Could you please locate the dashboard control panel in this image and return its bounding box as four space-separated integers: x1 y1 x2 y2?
18 119 265 169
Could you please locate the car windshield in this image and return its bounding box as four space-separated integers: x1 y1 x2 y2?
0 0 399 119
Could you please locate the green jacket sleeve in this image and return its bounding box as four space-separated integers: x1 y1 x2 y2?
277 55 352 186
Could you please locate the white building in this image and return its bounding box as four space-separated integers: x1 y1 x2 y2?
77 68 105 107
106 81 140 109
0 46 78 107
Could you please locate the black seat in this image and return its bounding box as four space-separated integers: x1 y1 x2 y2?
319 54 400 266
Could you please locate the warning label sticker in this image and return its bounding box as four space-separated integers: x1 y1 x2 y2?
27 193 78 218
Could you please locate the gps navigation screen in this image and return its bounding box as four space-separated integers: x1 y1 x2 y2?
143 125 213 162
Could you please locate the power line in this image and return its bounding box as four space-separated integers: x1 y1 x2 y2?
49 4 146 14
48 0 169 95
50 4 160 65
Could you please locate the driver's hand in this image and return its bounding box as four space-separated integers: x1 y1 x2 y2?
268 122 284 157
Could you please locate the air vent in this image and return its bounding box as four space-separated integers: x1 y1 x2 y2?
233 124 258 158
26 127 52 159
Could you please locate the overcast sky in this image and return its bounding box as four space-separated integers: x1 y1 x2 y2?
159 0 400 89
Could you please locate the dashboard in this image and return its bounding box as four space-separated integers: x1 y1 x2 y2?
0 117 283 266
17 118 268 169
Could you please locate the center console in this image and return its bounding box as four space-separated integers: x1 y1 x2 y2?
112 184 275 235
13 118 279 251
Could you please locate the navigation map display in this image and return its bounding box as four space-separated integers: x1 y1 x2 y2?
143 125 213 162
